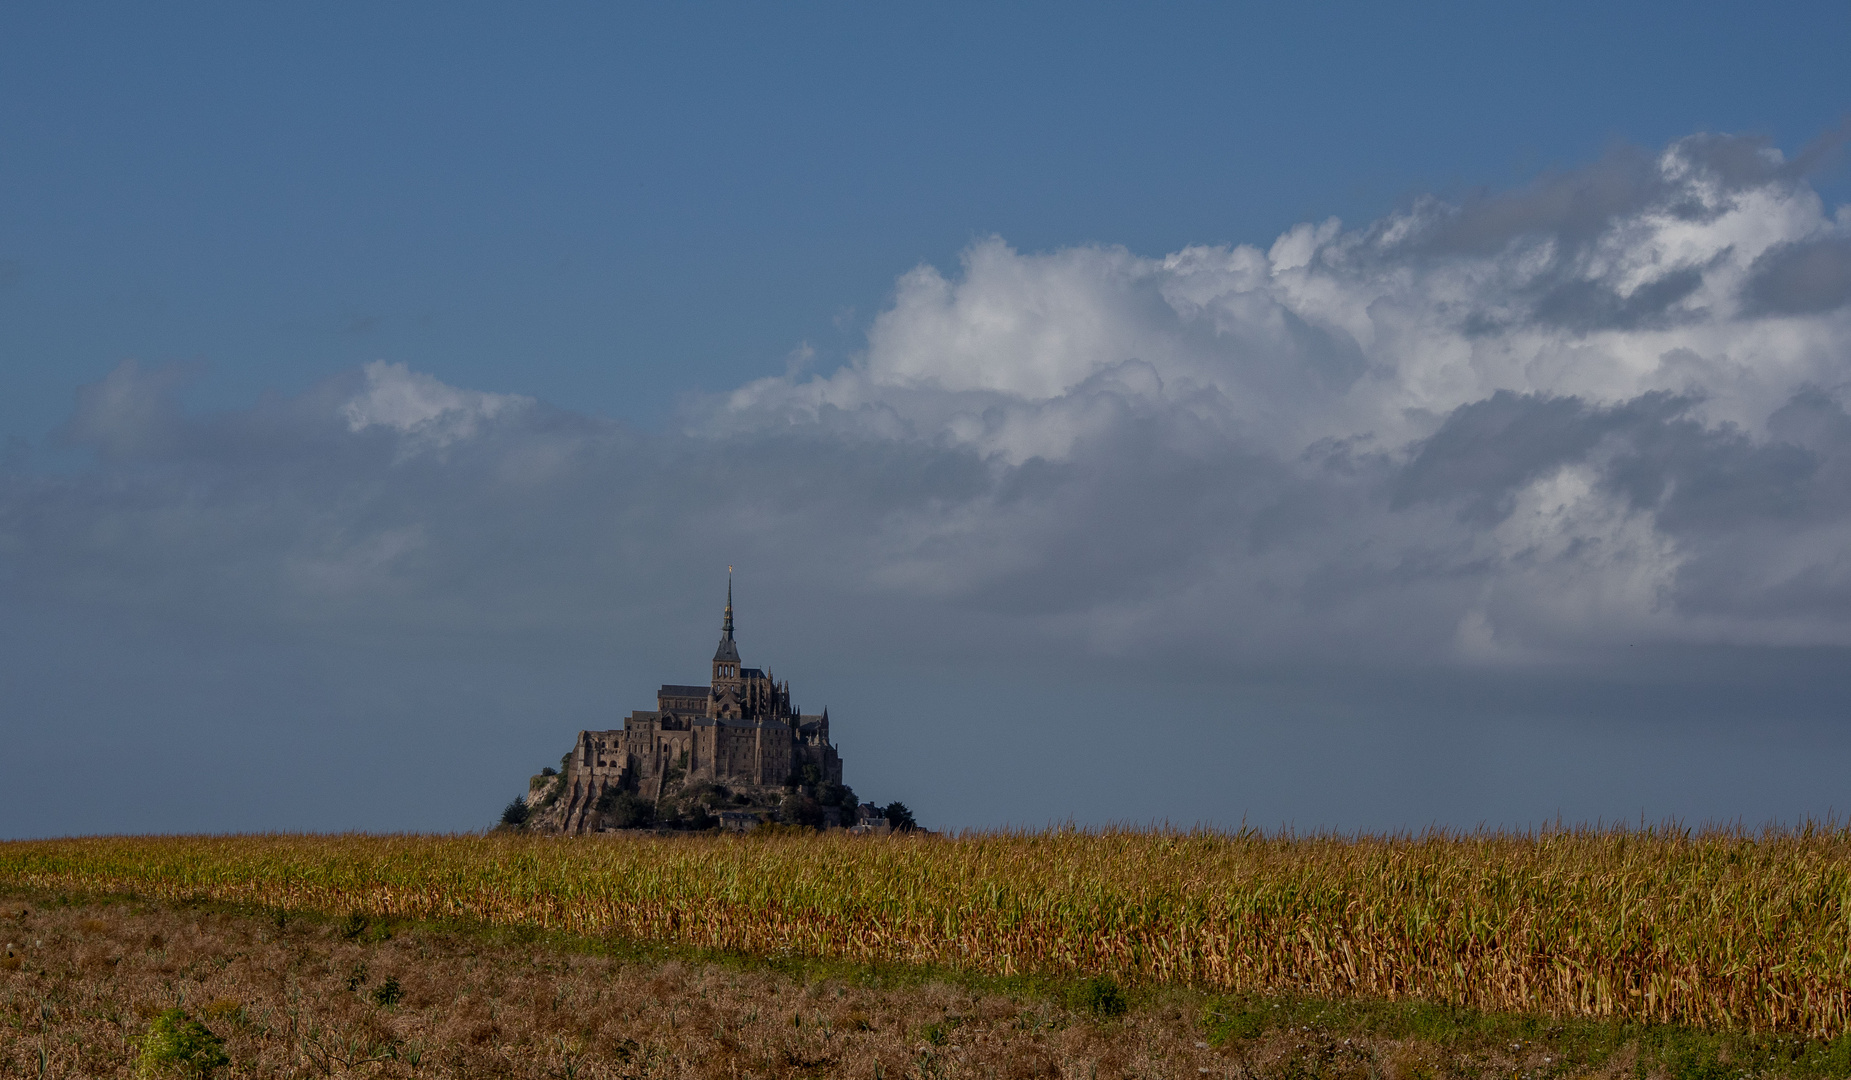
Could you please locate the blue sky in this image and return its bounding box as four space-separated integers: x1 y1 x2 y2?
4 3 1851 836
5 2 1845 439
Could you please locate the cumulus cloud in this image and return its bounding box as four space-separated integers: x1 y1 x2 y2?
8 131 1851 685
703 133 1849 661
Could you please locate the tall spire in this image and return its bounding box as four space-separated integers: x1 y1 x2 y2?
713 566 741 665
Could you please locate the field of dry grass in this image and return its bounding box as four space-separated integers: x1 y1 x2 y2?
11 889 1851 1080
0 888 1236 1079
8 826 1851 1038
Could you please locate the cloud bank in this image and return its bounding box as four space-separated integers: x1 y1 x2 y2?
13 133 1851 667
726 132 1851 666
6 130 1851 833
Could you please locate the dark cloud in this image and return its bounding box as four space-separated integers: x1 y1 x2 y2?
1530 266 1708 332
1402 145 1669 258
19 354 1851 675
1676 132 1800 190
1405 128 1845 264
1743 236 1851 315
1394 391 1647 520
1394 388 1838 534
1694 119 1851 189
1366 128 1849 334
11 353 1851 837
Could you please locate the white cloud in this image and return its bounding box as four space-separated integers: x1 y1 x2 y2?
340 360 532 449
684 133 1851 663
10 131 1851 677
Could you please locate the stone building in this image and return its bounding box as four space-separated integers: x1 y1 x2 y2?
540 581 842 834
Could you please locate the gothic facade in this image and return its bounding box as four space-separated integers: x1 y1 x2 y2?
545 582 843 834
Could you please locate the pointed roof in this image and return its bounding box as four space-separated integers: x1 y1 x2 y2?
713 571 741 663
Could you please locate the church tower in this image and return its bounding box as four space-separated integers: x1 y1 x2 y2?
711 573 742 706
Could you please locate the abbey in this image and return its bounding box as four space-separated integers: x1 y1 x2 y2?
540 582 843 834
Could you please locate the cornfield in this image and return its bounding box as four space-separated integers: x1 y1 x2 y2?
4 826 1850 1036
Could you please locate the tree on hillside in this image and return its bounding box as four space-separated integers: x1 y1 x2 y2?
781 790 827 829
883 802 916 831
499 798 530 828
595 788 656 829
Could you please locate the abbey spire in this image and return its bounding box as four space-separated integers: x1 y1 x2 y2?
713 569 741 672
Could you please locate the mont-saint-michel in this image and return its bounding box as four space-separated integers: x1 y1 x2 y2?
512 580 911 834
